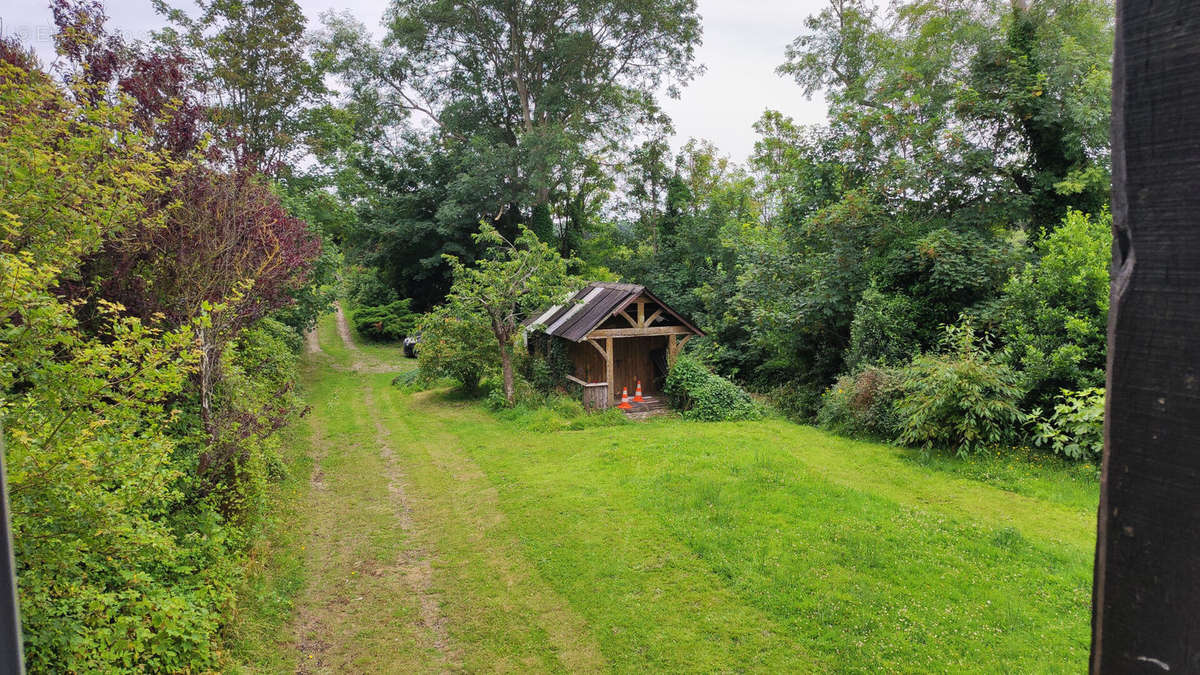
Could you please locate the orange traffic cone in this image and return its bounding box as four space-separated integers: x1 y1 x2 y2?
617 386 633 410
634 380 644 402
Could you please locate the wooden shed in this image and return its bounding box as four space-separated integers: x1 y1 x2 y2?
525 282 704 409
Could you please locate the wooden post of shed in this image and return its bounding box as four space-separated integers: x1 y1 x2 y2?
667 334 691 368
605 337 614 403
1092 3 1200 670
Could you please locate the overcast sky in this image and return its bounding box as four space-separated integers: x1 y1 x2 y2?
2 0 830 163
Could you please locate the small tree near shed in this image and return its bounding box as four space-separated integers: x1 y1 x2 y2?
415 305 498 392
443 223 577 404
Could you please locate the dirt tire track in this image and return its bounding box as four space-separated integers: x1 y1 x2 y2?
305 325 322 354
397 392 609 673
361 382 463 670
294 409 333 672
286 310 602 672
334 302 358 351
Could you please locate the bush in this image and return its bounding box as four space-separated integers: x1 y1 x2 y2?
204 318 306 521
844 286 921 371
765 381 823 422
999 210 1110 407
342 264 399 308
1029 387 1105 460
416 307 498 393
665 355 761 421
894 324 1024 456
391 368 422 390
487 389 628 431
352 299 417 342
816 367 903 439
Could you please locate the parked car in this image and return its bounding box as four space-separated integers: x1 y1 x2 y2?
403 332 421 358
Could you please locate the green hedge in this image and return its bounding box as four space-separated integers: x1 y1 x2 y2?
665 355 760 421
352 299 417 342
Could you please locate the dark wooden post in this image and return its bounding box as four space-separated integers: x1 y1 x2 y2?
1092 3 1200 671
0 419 25 673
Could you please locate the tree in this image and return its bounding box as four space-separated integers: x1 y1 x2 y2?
0 46 223 670
346 133 511 312
154 0 326 173
415 305 499 392
779 0 1111 238
321 0 701 252
442 224 577 403
99 167 321 480
3 8 327 667
721 0 1113 415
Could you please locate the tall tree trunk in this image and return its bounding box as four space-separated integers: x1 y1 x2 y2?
499 341 515 404
492 317 516 404
1091 3 1200 671
196 324 221 476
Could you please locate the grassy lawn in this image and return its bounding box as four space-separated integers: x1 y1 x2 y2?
231 310 1098 672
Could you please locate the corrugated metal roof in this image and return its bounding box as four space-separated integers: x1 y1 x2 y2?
525 282 704 342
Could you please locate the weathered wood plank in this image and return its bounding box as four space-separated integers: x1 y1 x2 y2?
587 325 693 339
605 337 614 403
582 382 610 409
1092 3 1200 671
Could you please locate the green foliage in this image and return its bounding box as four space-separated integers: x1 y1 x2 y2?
816 368 903 440
523 333 572 394
390 367 423 391
764 381 824 422
343 264 400 308
442 223 579 403
604 141 757 378
482 374 538 411
416 306 499 393
352 299 417 342
780 0 1111 237
486 388 628 432
1 38 318 669
999 210 1111 407
154 0 326 173
894 325 1024 456
331 0 701 212
844 287 920 370
203 317 306 521
665 355 761 422
876 228 1017 333
716 0 1114 413
0 57 229 670
1029 387 1105 460
320 0 702 306
271 189 340 336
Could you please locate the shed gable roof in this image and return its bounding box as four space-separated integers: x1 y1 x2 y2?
526 282 704 342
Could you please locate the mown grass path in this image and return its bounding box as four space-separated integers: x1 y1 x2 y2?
234 311 1099 673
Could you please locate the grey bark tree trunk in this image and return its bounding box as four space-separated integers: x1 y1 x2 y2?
499 341 515 404
1091 3 1200 671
